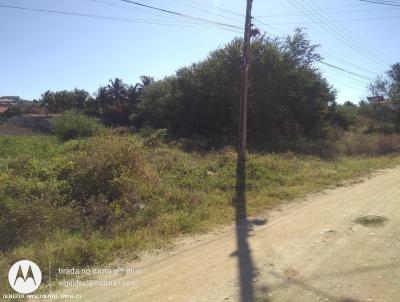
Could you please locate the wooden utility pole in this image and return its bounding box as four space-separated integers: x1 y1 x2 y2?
238 0 253 165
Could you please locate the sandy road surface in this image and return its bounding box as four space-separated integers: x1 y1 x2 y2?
45 166 400 302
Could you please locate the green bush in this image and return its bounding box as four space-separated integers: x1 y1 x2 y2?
0 135 60 158
51 111 104 141
133 30 335 140
65 136 158 225
330 103 358 130
2 132 400 296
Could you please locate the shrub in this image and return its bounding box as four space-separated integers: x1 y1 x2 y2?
65 136 158 225
51 111 104 141
329 103 358 130
134 31 335 140
0 135 60 159
0 167 81 251
143 128 168 147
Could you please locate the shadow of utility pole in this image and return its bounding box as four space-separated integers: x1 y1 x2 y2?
233 158 268 302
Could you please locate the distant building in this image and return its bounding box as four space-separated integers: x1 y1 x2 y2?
367 96 400 110
0 98 17 113
0 98 15 105
0 98 48 116
367 96 385 105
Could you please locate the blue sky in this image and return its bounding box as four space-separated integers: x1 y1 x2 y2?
0 0 399 103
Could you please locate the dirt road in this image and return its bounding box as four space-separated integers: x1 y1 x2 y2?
48 166 400 302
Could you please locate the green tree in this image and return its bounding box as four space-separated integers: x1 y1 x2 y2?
133 29 336 142
370 63 400 100
329 102 358 130
106 78 128 112
369 63 400 128
94 77 153 125
40 89 90 114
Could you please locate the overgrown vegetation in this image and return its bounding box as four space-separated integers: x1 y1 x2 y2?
133 29 335 141
37 30 336 142
50 111 104 141
1 28 400 297
32 31 400 151
1 133 400 295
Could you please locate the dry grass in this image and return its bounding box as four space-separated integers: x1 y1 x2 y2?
339 133 400 156
0 124 34 135
1 133 400 295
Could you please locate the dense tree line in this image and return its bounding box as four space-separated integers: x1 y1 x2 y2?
132 29 336 141
40 76 153 125
37 30 400 142
38 30 337 141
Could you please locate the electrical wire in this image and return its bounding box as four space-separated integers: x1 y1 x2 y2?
90 0 241 31
358 0 400 7
324 75 369 93
287 0 391 67
305 0 395 63
1 1 381 94
266 14 400 25
117 0 242 30
166 0 243 24
252 23 376 84
296 0 389 65
178 0 244 18
317 61 374 81
256 6 400 18
0 3 242 33
319 50 379 76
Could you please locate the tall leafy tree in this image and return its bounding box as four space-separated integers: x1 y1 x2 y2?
370 63 400 100
106 78 128 112
134 29 336 141
369 63 400 128
93 77 152 125
40 89 90 114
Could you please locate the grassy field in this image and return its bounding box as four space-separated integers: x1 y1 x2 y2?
1 132 400 295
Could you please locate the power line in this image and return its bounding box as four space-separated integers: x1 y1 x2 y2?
252 15 288 38
318 61 374 81
287 0 391 67
1 1 379 94
319 50 379 76
114 0 386 94
251 23 376 84
326 75 369 93
0 3 242 33
256 6 400 18
166 0 243 24
266 14 400 25
300 0 392 65
179 0 245 18
160 0 394 75
90 0 240 30
92 0 196 22
358 0 400 7
306 0 395 63
117 0 242 30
